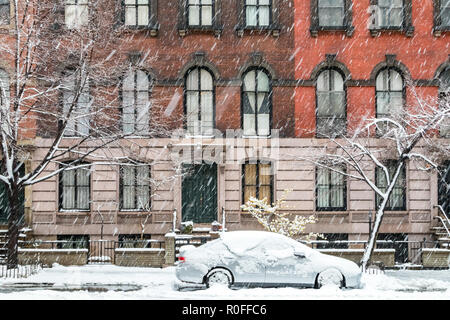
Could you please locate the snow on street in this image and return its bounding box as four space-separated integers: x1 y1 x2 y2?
0 264 449 300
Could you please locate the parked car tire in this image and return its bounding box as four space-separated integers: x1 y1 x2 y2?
205 268 233 288
316 268 344 289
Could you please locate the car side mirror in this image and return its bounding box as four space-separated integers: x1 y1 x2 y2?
294 251 305 258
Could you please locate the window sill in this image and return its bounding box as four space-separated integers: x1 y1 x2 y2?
119 25 159 37
310 26 355 37
235 25 281 38
369 26 414 37
242 135 272 139
433 26 450 37
118 210 152 214
178 25 223 38
58 210 90 215
315 210 348 214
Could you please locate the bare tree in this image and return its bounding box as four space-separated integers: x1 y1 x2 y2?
0 1 177 268
297 84 449 272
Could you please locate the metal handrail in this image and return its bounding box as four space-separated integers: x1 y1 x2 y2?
434 205 450 238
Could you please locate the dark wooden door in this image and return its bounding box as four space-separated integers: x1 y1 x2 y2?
182 163 217 223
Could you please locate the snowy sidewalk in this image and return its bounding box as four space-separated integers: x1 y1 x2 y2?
0 264 449 300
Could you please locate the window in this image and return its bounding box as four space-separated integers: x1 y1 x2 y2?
0 68 10 114
243 161 272 204
318 0 345 27
376 68 404 134
122 69 151 135
370 0 413 36
188 0 214 27
245 0 271 27
439 68 450 137
57 235 89 249
316 166 346 211
65 0 89 29
0 0 9 25
377 0 403 28
316 69 346 137
59 165 91 211
310 0 354 36
185 67 214 136
316 233 349 249
375 161 406 211
242 68 271 136
438 161 450 218
434 0 450 34
124 0 151 26
62 69 90 137
120 165 151 211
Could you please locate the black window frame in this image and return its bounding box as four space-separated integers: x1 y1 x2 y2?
178 0 223 36
315 165 347 212
183 66 216 136
119 164 152 211
369 0 414 37
58 163 91 212
375 160 407 211
236 0 281 36
310 0 355 37
438 161 450 218
118 234 152 248
315 67 347 138
57 235 89 249
241 67 273 137
438 67 450 138
242 160 274 205
120 0 159 33
433 0 450 35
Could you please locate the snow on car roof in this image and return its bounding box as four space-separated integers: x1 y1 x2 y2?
219 231 311 256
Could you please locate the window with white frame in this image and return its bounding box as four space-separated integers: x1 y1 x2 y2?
242 68 271 136
376 0 403 28
65 0 89 29
0 0 9 25
120 165 151 211
62 69 90 137
318 0 345 27
124 0 152 26
245 0 271 27
376 68 404 134
122 69 150 135
316 69 346 137
187 0 214 27
316 166 346 211
185 67 214 136
59 165 90 211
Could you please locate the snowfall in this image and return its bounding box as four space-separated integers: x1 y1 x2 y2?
0 264 449 300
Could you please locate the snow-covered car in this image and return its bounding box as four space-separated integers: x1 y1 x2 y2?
176 231 362 289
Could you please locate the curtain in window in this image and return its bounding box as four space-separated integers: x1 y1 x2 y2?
316 166 346 210
243 69 270 136
318 0 345 27
442 0 450 26
376 163 406 210
122 69 150 134
121 165 150 210
243 162 272 204
186 67 214 136
61 167 90 210
376 68 403 134
188 0 213 26
316 69 346 136
125 0 150 26
62 69 90 136
378 0 403 27
65 0 89 29
245 0 271 27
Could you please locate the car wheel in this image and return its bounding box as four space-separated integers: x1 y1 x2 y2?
316 268 344 289
205 269 233 288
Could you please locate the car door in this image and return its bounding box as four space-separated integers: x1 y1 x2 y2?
262 239 313 287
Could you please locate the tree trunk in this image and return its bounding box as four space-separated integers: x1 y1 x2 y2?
6 184 20 269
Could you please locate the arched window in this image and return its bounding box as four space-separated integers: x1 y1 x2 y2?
122 69 151 135
185 67 214 136
376 68 404 134
439 67 450 137
242 68 271 136
245 0 271 27
62 68 90 137
316 68 346 137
